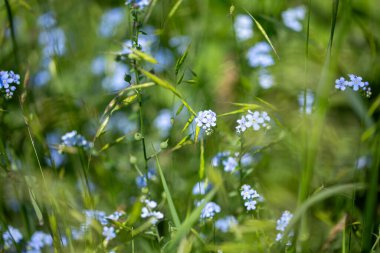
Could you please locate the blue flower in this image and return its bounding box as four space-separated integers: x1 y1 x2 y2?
27 231 53 252
222 157 238 173
192 181 212 195
335 74 371 97
99 8 125 38
298 89 314 115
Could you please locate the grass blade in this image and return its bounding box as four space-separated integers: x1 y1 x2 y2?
155 156 181 228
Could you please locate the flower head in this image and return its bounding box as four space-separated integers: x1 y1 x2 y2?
2 226 23 249
125 0 150 9
275 210 294 244
195 110 217 135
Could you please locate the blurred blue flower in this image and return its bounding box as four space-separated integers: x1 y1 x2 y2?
102 63 129 91
192 181 212 195
39 28 66 57
61 130 92 149
37 12 56 29
222 157 238 173
275 210 293 242
282 6 306 32
99 8 125 38
91 56 107 75
169 35 190 54
215 216 238 232
234 14 253 41
200 201 221 219
153 109 172 137
2 226 23 249
153 48 174 73
246 42 274 68
27 231 53 252
33 70 51 87
298 89 314 115
258 69 274 89
102 226 116 241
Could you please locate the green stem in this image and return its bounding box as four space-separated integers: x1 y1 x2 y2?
4 0 20 69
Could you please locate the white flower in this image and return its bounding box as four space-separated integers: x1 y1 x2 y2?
195 110 217 135
335 77 347 91
276 210 293 232
145 199 157 209
258 69 274 89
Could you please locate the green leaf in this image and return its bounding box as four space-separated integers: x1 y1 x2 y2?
132 49 158 64
29 189 43 224
168 0 184 19
175 43 191 75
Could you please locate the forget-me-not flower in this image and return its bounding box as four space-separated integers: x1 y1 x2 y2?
195 110 217 135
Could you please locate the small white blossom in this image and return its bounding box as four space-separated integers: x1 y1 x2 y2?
275 210 293 243
246 42 274 68
195 110 217 135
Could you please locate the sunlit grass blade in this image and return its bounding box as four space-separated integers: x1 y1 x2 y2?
244 9 279 59
168 0 184 19
155 156 181 228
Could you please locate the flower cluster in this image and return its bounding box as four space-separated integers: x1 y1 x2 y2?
236 110 271 134
240 184 263 211
282 6 306 32
2 226 23 250
275 210 293 242
61 130 93 149
0 70 20 99
125 0 150 9
215 216 238 232
140 198 164 224
234 14 253 41
200 201 221 219
195 110 217 135
335 74 371 97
